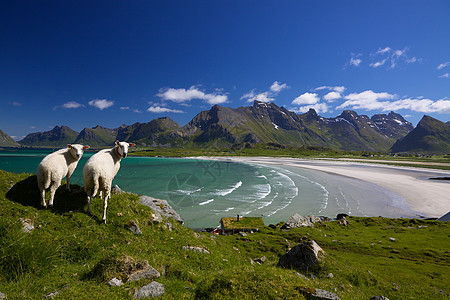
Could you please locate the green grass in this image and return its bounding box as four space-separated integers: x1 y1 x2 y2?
0 169 449 299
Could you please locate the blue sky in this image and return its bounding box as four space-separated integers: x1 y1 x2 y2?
1 0 449 140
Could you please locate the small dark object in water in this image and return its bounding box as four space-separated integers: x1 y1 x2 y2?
429 177 450 181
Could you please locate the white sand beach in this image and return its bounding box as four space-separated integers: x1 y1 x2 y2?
208 157 450 219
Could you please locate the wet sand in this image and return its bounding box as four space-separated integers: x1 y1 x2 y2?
207 157 450 218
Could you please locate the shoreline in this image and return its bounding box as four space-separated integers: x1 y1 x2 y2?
196 156 450 219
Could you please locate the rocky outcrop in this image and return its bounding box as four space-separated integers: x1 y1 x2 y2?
139 195 183 223
278 240 325 271
134 281 165 299
283 214 331 228
298 286 341 300
182 246 210 254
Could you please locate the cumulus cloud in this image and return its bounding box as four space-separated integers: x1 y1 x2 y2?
157 86 228 105
348 53 362 67
290 103 330 114
337 90 450 113
88 99 114 110
241 81 289 103
369 59 387 68
315 86 345 93
270 81 289 93
147 105 184 113
292 92 320 105
323 91 342 102
63 101 84 109
437 61 450 70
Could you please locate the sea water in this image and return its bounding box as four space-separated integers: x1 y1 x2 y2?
0 148 418 227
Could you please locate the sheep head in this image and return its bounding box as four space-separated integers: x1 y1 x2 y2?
67 144 90 160
115 141 135 158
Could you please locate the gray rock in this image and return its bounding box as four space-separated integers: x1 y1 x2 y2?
127 265 160 282
336 217 348 226
128 220 142 235
370 296 390 300
253 256 266 264
149 213 163 224
19 218 34 233
107 278 124 286
182 246 210 254
0 292 5 300
163 222 172 231
295 272 310 281
139 195 183 223
299 286 341 300
239 231 247 237
111 185 124 194
278 240 325 271
285 214 330 228
134 281 165 299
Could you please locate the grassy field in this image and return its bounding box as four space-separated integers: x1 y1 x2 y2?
0 169 449 299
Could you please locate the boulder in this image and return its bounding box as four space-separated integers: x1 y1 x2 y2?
127 265 160 282
284 214 330 229
111 185 124 194
19 218 34 233
0 292 5 300
134 281 165 299
182 246 210 254
278 240 325 271
336 217 348 226
139 195 183 223
107 278 124 286
128 220 142 235
298 286 341 300
336 213 348 220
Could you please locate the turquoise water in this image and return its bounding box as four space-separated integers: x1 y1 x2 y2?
0 148 418 227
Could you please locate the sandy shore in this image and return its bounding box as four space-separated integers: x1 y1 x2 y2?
206 156 450 218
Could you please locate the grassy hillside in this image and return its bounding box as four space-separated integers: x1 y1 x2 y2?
0 170 449 299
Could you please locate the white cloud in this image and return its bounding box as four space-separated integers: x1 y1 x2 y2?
337 89 450 113
240 89 256 100
120 106 130 110
291 103 330 114
292 92 320 105
437 61 450 70
439 73 449 78
369 59 387 68
270 81 289 93
147 105 184 113
88 99 114 110
338 90 395 110
315 86 345 93
244 92 274 103
12 101 21 106
63 101 84 109
376 47 391 55
323 91 342 102
157 86 228 105
349 55 362 67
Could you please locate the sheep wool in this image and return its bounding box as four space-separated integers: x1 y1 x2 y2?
37 144 90 208
83 141 135 224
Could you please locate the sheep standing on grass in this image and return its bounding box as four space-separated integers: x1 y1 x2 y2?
37 144 90 209
83 141 135 224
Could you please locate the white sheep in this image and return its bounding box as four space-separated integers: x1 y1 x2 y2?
83 140 135 224
37 144 90 208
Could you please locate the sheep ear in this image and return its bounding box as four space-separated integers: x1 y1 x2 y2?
129 143 135 147
83 145 90 149
68 144 72 149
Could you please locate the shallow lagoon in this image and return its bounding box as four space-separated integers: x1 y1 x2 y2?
0 148 418 227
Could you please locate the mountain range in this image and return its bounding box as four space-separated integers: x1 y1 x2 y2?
4 101 450 154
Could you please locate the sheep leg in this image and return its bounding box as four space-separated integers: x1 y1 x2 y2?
48 183 59 209
66 175 71 192
86 194 92 214
102 190 110 224
40 188 47 208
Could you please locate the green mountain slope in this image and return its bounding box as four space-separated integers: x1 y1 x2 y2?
19 126 79 147
74 125 119 147
0 129 20 147
391 115 450 154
